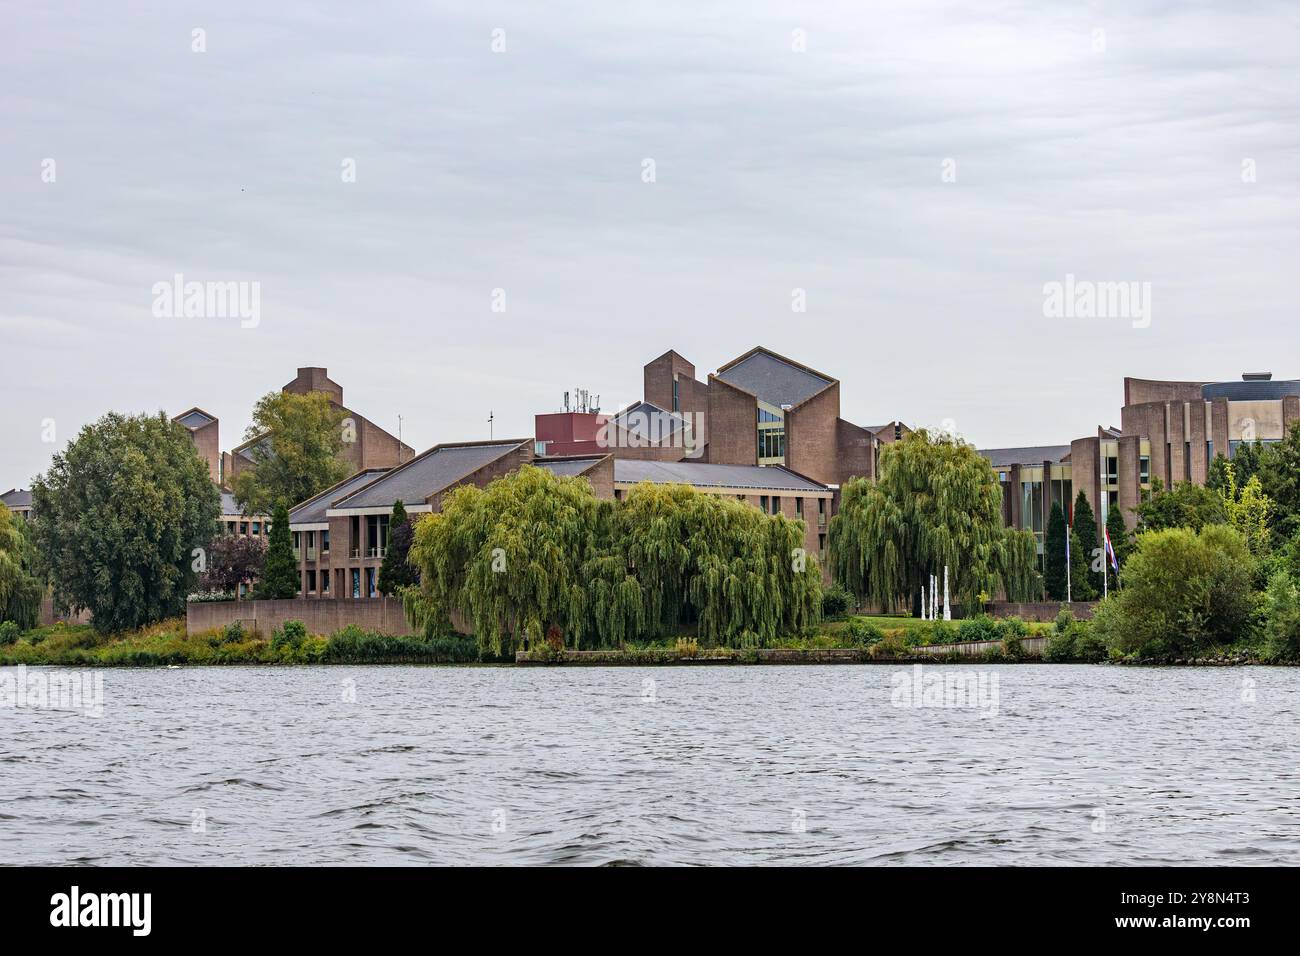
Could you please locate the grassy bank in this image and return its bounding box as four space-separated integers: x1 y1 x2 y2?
0 619 484 666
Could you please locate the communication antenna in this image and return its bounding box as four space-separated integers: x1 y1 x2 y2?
397 414 403 463
488 410 494 440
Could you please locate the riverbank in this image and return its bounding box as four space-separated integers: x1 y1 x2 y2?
3 616 1288 666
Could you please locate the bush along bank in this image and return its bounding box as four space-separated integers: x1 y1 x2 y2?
0 619 491 666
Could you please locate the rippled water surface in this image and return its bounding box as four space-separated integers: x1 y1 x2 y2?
2 664 1298 865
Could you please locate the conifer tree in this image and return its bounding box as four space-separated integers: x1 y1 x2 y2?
259 503 300 599
1044 502 1068 601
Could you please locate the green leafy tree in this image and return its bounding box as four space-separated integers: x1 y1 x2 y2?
231 391 349 514
1216 462 1273 557
1104 502 1131 591
378 500 420 595
1135 477 1227 533
1092 525 1255 658
1043 502 1068 601
1261 569 1300 661
30 412 219 633
258 503 299 599
1257 422 1300 540
828 430 1006 613
1072 491 1101 598
0 505 43 629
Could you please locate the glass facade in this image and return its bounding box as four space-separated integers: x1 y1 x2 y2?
757 402 786 465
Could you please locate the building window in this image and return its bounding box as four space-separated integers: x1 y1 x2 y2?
321 572 330 594
771 496 781 515
1184 441 1191 481
322 530 330 553
307 570 317 593
366 567 377 598
672 376 680 412
252 521 261 535
758 429 785 460
795 498 803 518
818 533 826 555
760 495 769 513
239 522 249 535
226 521 236 535
1206 440 1213 463
1139 455 1150 485
351 569 361 599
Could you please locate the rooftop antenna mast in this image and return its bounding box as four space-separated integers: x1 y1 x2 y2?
488 410 494 440
397 414 403 463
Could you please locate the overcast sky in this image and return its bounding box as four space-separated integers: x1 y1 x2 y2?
4 1 1299 488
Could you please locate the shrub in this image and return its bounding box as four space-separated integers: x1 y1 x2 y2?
869 631 910 659
674 637 700 658
0 621 19 646
998 617 1029 640
821 586 852 619
1053 607 1074 634
221 621 247 645
1098 526 1256 658
912 620 958 646
957 615 1000 644
1043 629 1075 662
271 619 308 653
846 618 885 646
1071 621 1107 662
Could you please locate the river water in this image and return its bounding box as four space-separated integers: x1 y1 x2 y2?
2 664 1297 865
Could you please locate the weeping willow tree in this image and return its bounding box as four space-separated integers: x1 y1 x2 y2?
1 504 43 629
612 482 821 646
406 464 602 656
406 465 822 654
828 429 1005 612
995 527 1043 602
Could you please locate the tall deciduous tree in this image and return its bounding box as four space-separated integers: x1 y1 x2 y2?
1135 478 1227 533
258 503 299 599
1257 422 1300 540
827 430 1005 612
231 390 348 515
30 412 219 633
378 500 420 595
0 505 43 629
1043 502 1068 601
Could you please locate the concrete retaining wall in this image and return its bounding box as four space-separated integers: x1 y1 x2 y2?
186 598 415 637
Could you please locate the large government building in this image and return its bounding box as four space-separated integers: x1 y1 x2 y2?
6 350 1294 598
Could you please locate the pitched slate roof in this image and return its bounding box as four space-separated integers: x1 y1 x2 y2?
978 446 1072 468
609 401 687 438
715 348 834 407
613 459 828 492
289 469 390 525
1 488 32 509
330 441 526 510
535 457 605 478
174 408 216 429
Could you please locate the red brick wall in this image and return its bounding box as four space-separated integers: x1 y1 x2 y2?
705 375 757 465
835 418 875 483
784 383 840 486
